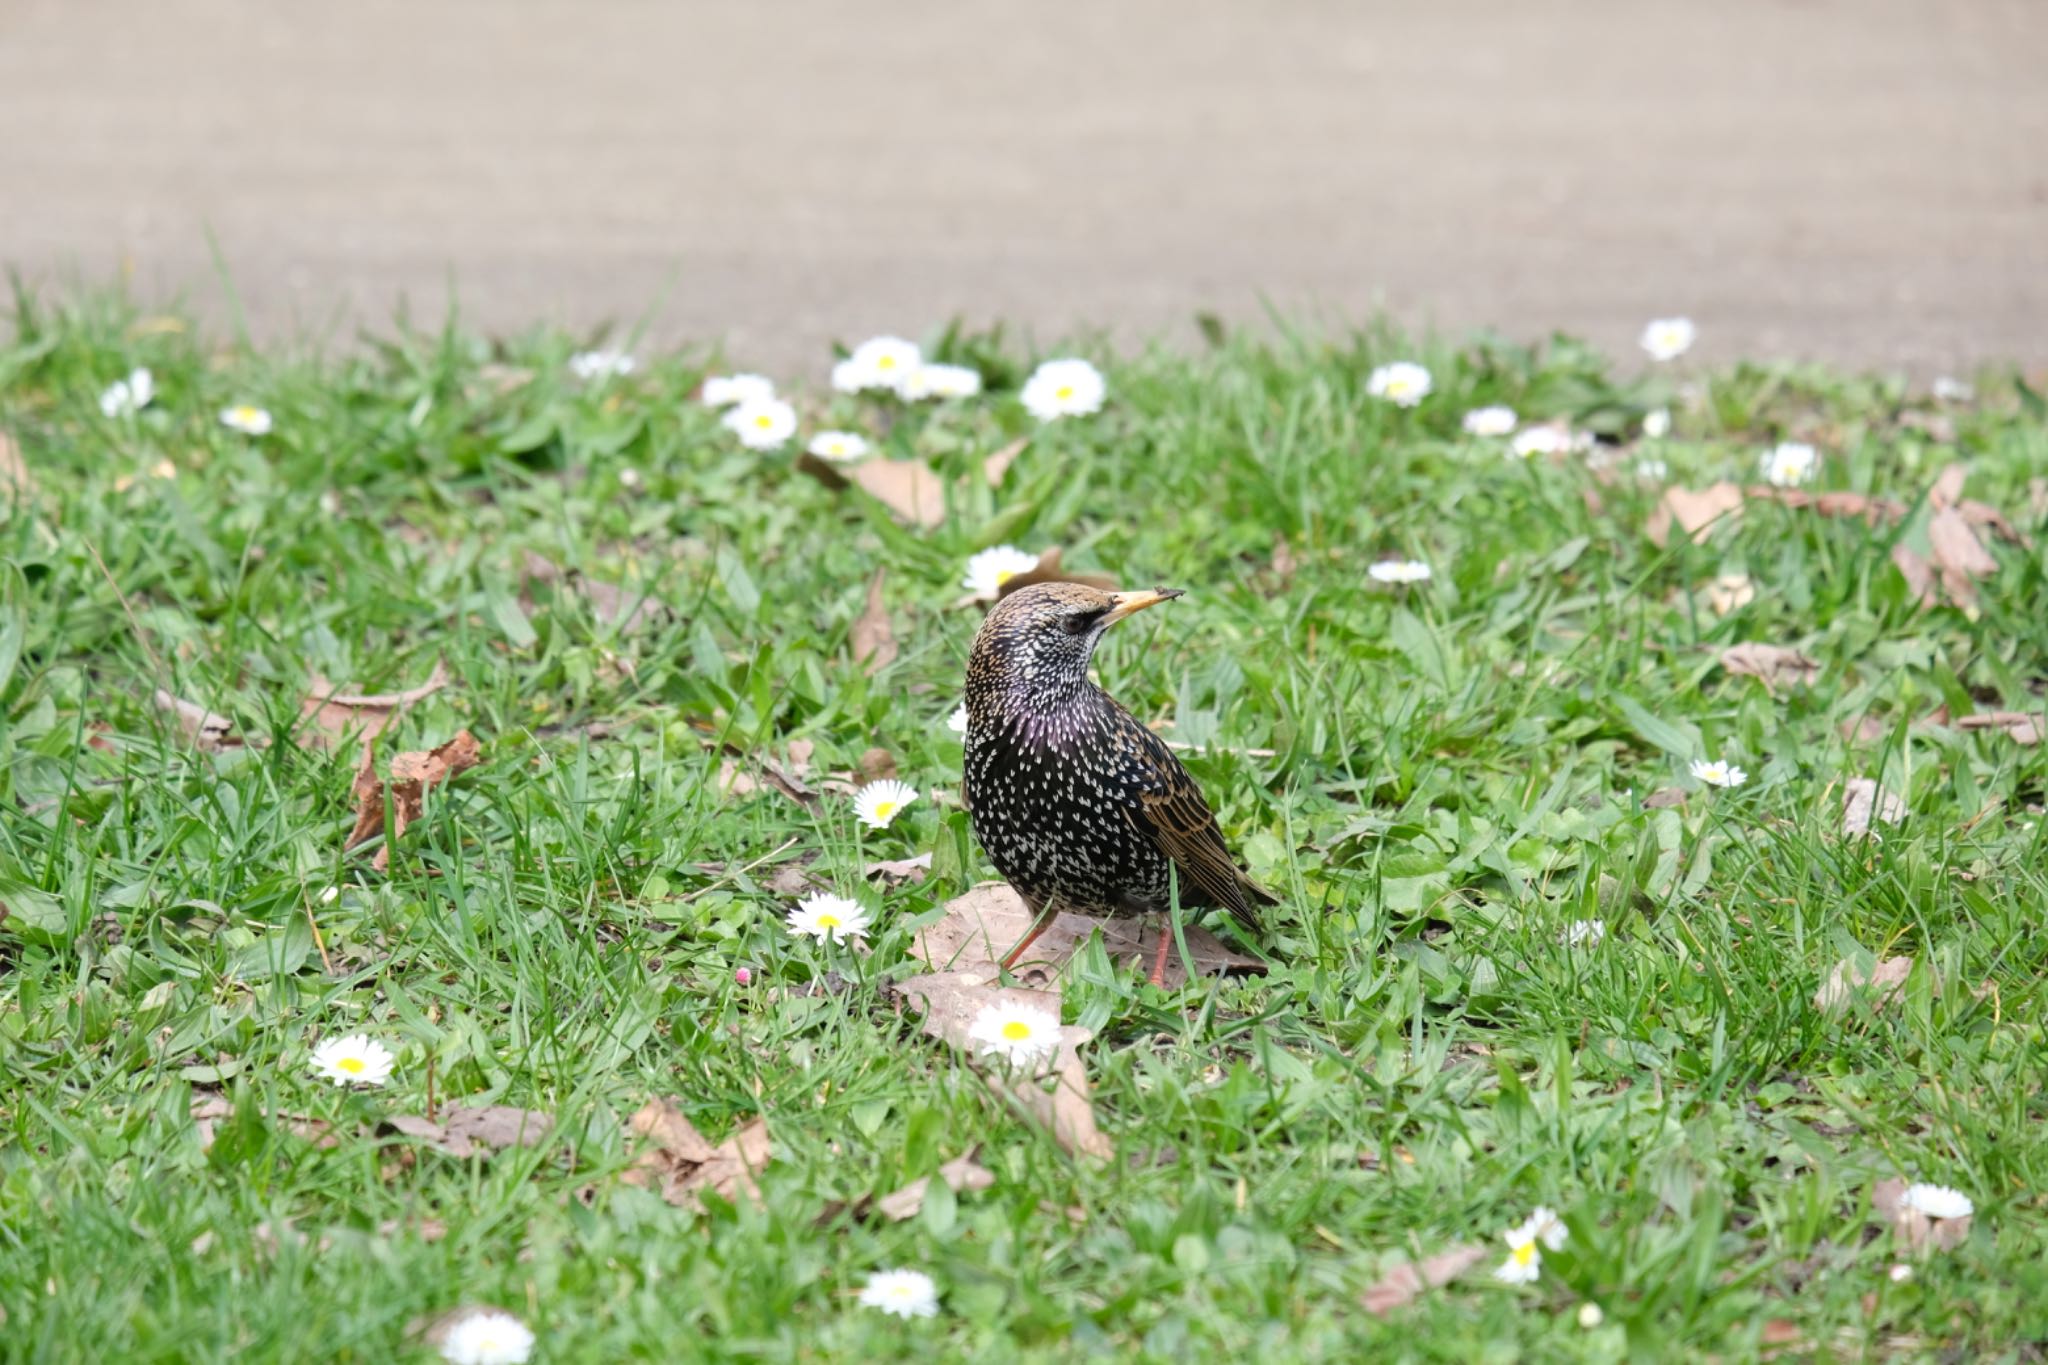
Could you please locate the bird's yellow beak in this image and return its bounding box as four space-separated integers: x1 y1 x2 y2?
1102 587 1185 626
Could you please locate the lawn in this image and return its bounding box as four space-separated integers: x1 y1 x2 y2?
1 290 2045 1362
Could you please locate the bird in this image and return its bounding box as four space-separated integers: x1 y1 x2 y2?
960 581 1277 985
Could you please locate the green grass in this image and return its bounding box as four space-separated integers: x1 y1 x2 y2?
2 287 2046 1362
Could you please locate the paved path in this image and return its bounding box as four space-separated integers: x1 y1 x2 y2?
4 0 2044 373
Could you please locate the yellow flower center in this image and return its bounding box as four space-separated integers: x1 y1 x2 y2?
816 913 841 929
878 356 897 370
754 414 773 429
1054 384 1074 401
234 407 255 422
337 1056 366 1074
872 801 897 821
1511 1241 1536 1266
1000 1020 1033 1042
995 569 1017 585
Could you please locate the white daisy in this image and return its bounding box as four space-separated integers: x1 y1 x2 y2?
569 349 636 382
1689 758 1747 789
722 397 798 451
961 545 1040 597
1509 426 1571 459
619 467 643 489
219 404 273 436
1577 1302 1605 1329
966 1000 1062 1068
701 372 775 408
1367 560 1432 584
1901 1183 1973 1220
439 1309 536 1365
1636 458 1669 481
1762 441 1818 487
947 705 969 735
836 336 923 394
1562 920 1606 948
784 892 872 945
1642 408 1672 439
1021 357 1107 421
853 779 919 829
1462 405 1517 437
99 367 154 418
1640 317 1697 362
902 363 983 400
1930 376 1973 403
1493 1207 1566 1284
1365 361 1432 408
1523 1207 1569 1252
806 430 870 462
308 1033 396 1087
858 1268 940 1320
1888 1264 1914 1283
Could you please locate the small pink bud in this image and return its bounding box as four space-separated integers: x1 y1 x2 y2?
734 967 752 986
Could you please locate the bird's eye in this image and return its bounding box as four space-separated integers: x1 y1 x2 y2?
1062 608 1107 635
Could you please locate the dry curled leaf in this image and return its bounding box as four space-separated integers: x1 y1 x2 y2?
851 568 897 674
385 1104 553 1159
718 741 818 806
1721 643 1819 692
1642 786 1688 810
621 1100 773 1210
1647 482 1745 547
344 731 481 872
521 552 669 633
1815 954 1914 1011
0 431 32 498
1872 1178 1972 1252
1841 778 1906 837
1953 710 2044 745
301 661 450 747
849 458 947 529
872 1151 996 1222
154 689 242 752
865 852 932 886
993 546 1119 600
982 437 1027 488
855 746 898 784
1359 1243 1489 1316
913 882 1263 990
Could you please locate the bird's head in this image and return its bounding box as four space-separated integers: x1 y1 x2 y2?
966 581 1184 715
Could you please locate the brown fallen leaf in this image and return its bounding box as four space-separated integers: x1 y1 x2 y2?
1841 714 1891 745
1872 1178 1972 1252
385 1104 554 1159
851 568 898 674
1815 954 1914 1011
865 852 933 886
301 661 450 747
856 746 899 785
1359 1243 1489 1316
1891 543 1939 607
521 552 669 633
718 741 819 806
1953 710 2044 745
765 860 828 897
375 1216 449 1243
1841 778 1906 838
1926 504 1998 605
1642 787 1688 810
344 730 482 872
895 969 1114 1160
0 430 32 498
982 437 1027 488
913 882 1264 990
1751 486 1906 526
1704 572 1756 616
154 689 243 752
2030 477 2047 524
994 546 1119 600
874 1151 996 1222
849 458 947 529
1721 643 1819 692
190 1092 333 1151
1263 532 1299 595
1647 482 1745 547
621 1100 772 1210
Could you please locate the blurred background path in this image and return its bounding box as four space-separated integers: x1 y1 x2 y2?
3 0 2044 372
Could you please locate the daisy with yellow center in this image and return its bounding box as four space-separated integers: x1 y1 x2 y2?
1366 361 1432 407
902 362 983 400
853 779 919 830
98 367 153 418
806 430 870 462
858 1268 940 1319
784 892 871 944
721 396 797 451
1367 559 1431 584
835 336 924 395
219 404 273 436
961 545 1040 598
700 372 774 408
946 704 969 735
569 349 637 382
967 1001 1062 1067
1761 441 1818 487
1493 1206 1567 1283
1462 405 1517 437
1020 358 1106 421
438 1308 536 1365
1640 316 1697 362
308 1033 396 1087
1689 757 1747 789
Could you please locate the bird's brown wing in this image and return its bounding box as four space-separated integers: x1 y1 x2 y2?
1121 723 1276 933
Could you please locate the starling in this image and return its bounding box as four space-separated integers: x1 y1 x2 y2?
961 582 1277 984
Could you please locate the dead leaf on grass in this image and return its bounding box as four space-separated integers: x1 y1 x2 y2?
1721 643 1820 692
718 741 819 805
375 1216 449 1242
1891 542 1939 606
865 852 932 886
344 730 482 872
849 458 947 529
1953 710 2045 745
1841 778 1906 837
895 969 1114 1160
154 689 243 752
0 431 32 498
982 437 1027 487
1642 786 1688 810
824 1150 1000 1225
765 859 827 897
994 546 1119 600
1815 954 1914 1011
913 882 1263 989
302 661 450 746
621 1100 773 1209
1704 572 1756 616
521 552 669 633
1358 1243 1489 1316
855 746 898 784
384 1104 553 1159
851 568 898 673
1647 482 1745 547
1872 1178 1972 1252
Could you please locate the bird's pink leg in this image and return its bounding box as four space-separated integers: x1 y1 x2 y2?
998 901 1060 973
1149 925 1172 987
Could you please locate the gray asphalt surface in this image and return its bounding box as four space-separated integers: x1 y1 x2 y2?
4 0 2044 372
